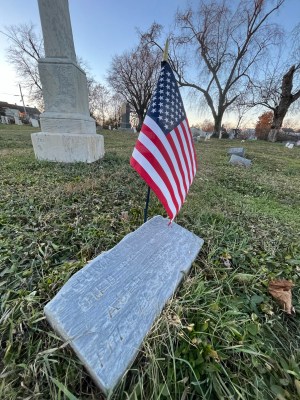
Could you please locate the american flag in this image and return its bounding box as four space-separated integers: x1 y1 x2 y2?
130 61 197 221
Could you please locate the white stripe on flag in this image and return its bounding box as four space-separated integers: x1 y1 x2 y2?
138 132 182 210
132 148 177 217
143 116 187 198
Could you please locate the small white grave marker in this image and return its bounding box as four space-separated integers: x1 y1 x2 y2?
288 144 294 149
30 118 39 128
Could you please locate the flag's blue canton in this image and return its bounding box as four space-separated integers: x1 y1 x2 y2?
147 61 186 135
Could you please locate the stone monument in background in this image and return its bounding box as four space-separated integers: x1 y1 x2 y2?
31 0 104 163
120 102 131 130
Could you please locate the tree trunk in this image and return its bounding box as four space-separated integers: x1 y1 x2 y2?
268 109 285 142
268 65 300 142
214 115 223 139
136 114 143 132
268 128 280 142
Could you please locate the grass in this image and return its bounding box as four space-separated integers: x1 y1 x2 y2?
0 124 300 399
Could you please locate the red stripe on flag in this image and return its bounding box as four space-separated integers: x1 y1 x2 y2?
134 139 180 213
130 156 175 220
141 123 185 205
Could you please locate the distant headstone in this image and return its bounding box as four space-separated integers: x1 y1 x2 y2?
120 102 131 130
204 133 212 141
229 154 252 167
14 116 22 125
191 127 198 134
228 147 245 157
30 118 39 128
44 216 203 395
191 127 207 139
190 127 200 137
228 129 241 139
296 140 300 147
191 127 206 142
1 116 6 124
285 142 294 149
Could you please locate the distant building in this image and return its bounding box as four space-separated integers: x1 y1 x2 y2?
0 101 41 122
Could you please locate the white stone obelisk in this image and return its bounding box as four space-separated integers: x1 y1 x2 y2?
31 0 104 163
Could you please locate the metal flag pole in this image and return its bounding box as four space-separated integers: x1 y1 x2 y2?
143 39 169 224
143 186 151 223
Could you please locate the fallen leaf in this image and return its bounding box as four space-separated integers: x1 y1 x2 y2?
268 280 295 314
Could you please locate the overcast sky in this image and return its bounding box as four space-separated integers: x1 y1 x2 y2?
0 0 299 126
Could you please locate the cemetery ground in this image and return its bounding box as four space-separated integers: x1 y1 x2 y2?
0 125 300 400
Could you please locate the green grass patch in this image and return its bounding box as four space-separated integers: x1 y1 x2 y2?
1 125 300 399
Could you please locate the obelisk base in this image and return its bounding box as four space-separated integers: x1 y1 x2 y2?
31 132 104 163
39 111 97 135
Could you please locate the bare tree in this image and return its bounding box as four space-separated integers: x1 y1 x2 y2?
201 119 214 132
2 23 110 117
105 93 123 128
246 24 300 142
87 77 111 126
267 64 300 141
249 25 300 142
1 23 44 107
107 44 161 131
142 0 284 138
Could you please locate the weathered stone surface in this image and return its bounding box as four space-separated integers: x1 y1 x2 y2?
285 142 294 149
38 0 76 61
32 0 104 163
191 127 206 139
120 102 131 130
31 132 104 163
38 59 94 131
44 216 203 395
14 116 22 125
191 127 201 137
228 147 245 157
229 154 252 167
30 118 39 128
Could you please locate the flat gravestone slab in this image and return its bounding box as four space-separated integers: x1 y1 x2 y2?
44 216 203 395
228 147 245 157
229 154 252 167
